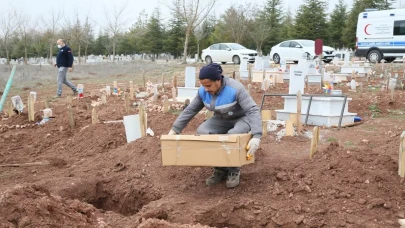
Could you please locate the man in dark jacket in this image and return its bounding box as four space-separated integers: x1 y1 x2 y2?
53 39 77 98
168 63 262 188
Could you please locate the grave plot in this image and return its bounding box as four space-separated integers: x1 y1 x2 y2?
1 63 405 227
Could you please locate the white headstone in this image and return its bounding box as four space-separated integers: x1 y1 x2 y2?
185 67 196 87
289 66 306 94
262 57 271 69
280 59 287 71
343 52 350 66
307 61 316 74
240 58 248 71
254 56 263 70
123 115 142 143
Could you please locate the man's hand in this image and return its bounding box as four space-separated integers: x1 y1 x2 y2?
168 129 178 135
68 67 73 72
54 64 57 67
246 138 261 160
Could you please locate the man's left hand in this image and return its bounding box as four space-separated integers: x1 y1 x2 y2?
246 138 261 158
68 67 73 72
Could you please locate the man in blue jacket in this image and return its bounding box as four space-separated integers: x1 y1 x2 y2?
53 39 77 99
168 63 262 188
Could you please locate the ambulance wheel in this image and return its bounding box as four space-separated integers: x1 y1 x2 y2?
367 50 382 63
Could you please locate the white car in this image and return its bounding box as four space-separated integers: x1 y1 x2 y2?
269 39 336 64
201 43 257 64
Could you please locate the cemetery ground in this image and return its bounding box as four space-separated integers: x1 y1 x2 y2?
1 62 405 228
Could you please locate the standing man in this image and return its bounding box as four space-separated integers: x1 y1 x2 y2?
168 63 262 188
53 39 78 99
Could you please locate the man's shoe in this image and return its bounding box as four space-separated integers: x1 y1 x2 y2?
206 168 227 186
72 90 78 96
226 171 240 188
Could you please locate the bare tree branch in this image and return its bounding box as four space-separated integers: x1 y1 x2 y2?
164 0 217 63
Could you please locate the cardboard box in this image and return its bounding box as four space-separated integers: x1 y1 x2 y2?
160 134 254 167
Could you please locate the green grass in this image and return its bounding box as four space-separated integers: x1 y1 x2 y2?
362 125 378 132
344 141 355 147
169 109 182 115
368 103 381 113
327 137 337 142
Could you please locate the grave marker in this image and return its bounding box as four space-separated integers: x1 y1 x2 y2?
185 67 196 87
288 66 305 94
129 81 134 100
92 107 98 124
123 115 142 143
310 126 320 159
68 105 75 129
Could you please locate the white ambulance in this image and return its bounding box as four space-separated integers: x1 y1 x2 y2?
355 9 405 63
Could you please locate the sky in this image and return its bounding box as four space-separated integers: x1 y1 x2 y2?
1 0 359 34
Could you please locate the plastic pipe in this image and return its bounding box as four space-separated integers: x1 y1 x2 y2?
0 65 17 113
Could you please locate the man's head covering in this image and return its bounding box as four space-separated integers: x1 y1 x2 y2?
199 63 223 81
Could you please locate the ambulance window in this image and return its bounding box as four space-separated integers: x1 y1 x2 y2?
394 20 405 35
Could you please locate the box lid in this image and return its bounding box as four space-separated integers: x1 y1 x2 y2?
160 134 249 143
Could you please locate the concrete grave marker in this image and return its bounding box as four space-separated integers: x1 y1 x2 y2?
262 57 271 69
185 67 196 87
123 115 142 143
288 66 305 94
254 56 263 70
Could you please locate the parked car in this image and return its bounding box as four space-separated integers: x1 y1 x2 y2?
269 39 336 64
201 43 257 64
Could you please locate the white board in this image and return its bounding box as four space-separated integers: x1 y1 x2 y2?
262 57 271 69
240 58 248 71
185 67 196 87
123 115 142 143
289 66 305 94
254 56 263 70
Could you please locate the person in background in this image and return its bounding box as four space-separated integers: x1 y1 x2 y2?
168 63 262 188
53 39 77 99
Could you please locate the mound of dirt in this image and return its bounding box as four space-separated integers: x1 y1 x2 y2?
0 185 103 228
138 218 214 228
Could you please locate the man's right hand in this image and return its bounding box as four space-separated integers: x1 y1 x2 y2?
168 130 178 135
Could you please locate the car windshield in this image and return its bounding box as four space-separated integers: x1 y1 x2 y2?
228 43 246 50
299 40 315 47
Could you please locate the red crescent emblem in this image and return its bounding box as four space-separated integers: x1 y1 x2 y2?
364 24 371 35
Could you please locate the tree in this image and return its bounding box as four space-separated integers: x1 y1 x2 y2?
262 0 284 53
246 7 271 56
142 8 164 56
0 8 18 64
193 20 210 59
128 9 149 53
104 1 129 62
41 10 61 63
293 0 328 41
165 14 185 58
166 0 217 63
279 6 294 41
328 0 347 49
342 0 389 48
17 11 34 64
220 5 248 44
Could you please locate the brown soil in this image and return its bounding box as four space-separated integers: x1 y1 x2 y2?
1 66 405 228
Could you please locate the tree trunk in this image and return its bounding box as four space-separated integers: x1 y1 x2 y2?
112 41 116 63
5 41 9 65
197 41 200 62
24 45 28 64
182 27 191 64
49 43 53 64
85 46 88 64
78 44 81 65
